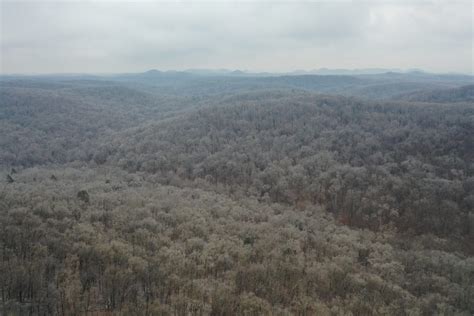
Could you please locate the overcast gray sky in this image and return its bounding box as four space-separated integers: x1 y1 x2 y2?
1 0 472 74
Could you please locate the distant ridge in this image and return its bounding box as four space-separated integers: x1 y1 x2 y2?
2 68 472 78
154 68 473 77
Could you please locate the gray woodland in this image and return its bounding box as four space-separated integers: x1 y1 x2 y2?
0 71 473 315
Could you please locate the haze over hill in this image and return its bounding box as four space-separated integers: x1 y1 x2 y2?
1 0 473 315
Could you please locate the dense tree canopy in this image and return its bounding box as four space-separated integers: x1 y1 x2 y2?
1 167 473 315
105 93 473 243
0 72 473 315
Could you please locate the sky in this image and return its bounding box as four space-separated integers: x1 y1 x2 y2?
1 0 472 74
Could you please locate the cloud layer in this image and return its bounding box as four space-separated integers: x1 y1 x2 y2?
1 0 472 74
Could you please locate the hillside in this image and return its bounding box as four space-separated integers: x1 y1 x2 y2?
2 0 473 314
0 81 198 166
103 91 473 242
5 71 452 99
0 75 473 315
1 166 473 315
396 84 474 103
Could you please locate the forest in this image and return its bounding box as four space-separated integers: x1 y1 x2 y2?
0 71 473 315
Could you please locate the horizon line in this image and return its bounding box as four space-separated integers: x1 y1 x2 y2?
1 67 473 77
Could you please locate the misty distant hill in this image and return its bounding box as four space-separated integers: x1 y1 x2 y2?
105 70 472 100
395 84 474 103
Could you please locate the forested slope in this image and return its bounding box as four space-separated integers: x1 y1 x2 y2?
0 74 473 315
104 92 473 244
113 72 470 100
1 166 473 315
0 81 197 166
396 84 474 103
